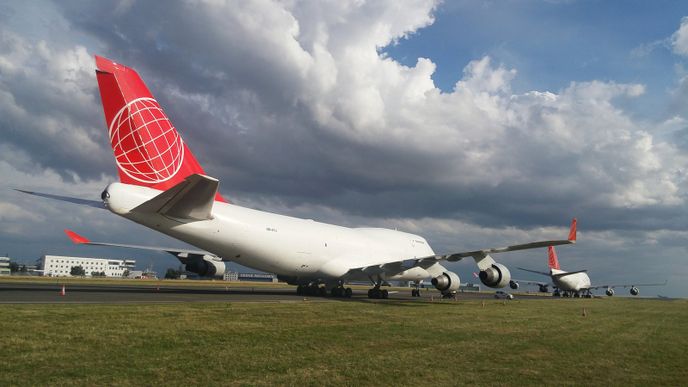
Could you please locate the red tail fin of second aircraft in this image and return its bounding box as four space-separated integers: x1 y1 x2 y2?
548 246 561 270
94 55 226 202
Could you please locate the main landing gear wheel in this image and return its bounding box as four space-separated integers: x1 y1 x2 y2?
297 284 328 297
411 289 422 297
368 288 388 299
330 286 353 298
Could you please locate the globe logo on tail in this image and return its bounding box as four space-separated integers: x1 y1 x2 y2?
109 97 185 184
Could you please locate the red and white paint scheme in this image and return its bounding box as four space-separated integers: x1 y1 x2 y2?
514 245 666 297
24 56 578 298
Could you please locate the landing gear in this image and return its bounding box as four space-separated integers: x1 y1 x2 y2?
553 290 561 297
411 281 422 297
296 283 328 297
442 292 457 300
366 275 390 299
330 285 353 298
368 287 388 299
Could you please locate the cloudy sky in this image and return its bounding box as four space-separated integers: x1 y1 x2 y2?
1 1 687 297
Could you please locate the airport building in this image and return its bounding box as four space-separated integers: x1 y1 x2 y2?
460 283 481 292
223 271 277 283
0 256 10 276
40 255 136 277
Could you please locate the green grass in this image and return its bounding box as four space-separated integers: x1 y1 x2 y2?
1 298 686 386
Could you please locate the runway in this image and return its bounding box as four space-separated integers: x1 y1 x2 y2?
0 281 547 304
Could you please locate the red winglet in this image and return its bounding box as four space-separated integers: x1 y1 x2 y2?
64 229 90 244
567 218 577 242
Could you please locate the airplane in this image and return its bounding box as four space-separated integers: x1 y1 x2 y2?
18 55 578 299
510 246 666 298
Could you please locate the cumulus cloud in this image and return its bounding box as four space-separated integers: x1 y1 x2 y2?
2 1 685 227
0 27 111 179
672 16 688 56
1 1 687 295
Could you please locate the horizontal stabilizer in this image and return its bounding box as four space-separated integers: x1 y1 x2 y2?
518 267 551 277
133 174 219 221
63 229 210 257
15 189 104 209
552 269 587 278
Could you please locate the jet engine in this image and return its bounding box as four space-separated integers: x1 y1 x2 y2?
183 255 226 278
431 271 461 294
538 284 549 293
630 286 639 296
509 280 519 290
605 288 615 297
479 263 511 288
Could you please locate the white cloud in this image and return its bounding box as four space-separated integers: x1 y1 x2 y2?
1 2 688 295
672 16 688 56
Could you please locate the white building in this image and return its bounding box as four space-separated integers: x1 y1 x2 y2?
0 256 10 276
223 271 277 283
223 271 239 281
40 255 135 277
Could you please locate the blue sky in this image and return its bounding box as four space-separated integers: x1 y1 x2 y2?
387 2 680 87
1 1 687 297
385 1 688 118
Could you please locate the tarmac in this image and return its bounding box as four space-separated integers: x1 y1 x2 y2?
0 281 536 304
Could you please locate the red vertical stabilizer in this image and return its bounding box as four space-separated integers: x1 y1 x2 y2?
94 55 226 202
548 246 561 270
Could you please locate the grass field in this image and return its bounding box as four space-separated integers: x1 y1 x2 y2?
2 296 687 386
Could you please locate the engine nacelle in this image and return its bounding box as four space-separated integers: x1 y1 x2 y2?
479 263 511 288
184 255 226 278
509 280 519 290
630 286 639 296
431 271 461 294
606 288 615 297
538 284 549 293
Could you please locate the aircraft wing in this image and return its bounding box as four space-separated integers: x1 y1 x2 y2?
586 280 668 291
349 218 577 277
432 218 577 269
64 229 215 258
512 278 551 287
15 189 104 209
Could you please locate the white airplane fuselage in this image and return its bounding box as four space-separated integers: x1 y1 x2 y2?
550 268 591 292
105 182 444 284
